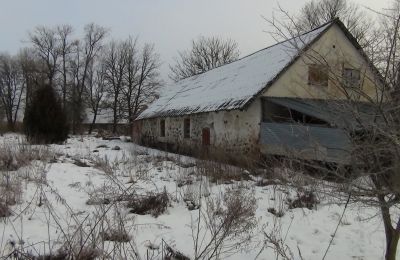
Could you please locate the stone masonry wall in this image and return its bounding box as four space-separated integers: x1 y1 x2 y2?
134 99 262 160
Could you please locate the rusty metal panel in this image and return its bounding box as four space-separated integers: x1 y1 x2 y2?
260 122 351 163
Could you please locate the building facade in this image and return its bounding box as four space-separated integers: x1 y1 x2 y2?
133 19 385 164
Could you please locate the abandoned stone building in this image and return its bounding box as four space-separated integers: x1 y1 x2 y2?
132 19 384 163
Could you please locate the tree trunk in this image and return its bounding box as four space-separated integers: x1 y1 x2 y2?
89 112 97 134
112 113 117 134
385 229 399 260
379 193 400 260
112 96 118 134
7 119 14 132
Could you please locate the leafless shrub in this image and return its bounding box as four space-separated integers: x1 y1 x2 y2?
0 142 51 171
263 230 295 260
73 247 101 260
153 154 176 164
196 159 250 184
267 207 285 217
180 182 203 211
256 178 281 187
132 149 149 156
72 158 91 167
127 188 169 217
191 185 257 259
86 197 111 206
0 200 11 217
9 245 101 260
0 171 23 206
101 229 130 242
176 160 197 169
164 243 190 260
177 177 194 188
287 190 319 210
92 155 114 175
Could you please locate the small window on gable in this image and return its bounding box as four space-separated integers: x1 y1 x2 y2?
308 65 328 87
343 68 361 88
184 118 190 138
160 119 165 137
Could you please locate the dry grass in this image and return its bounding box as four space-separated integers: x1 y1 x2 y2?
127 189 170 217
267 207 285 217
101 229 131 242
92 155 114 175
0 200 11 217
73 158 91 167
287 190 319 210
197 159 251 184
0 142 51 171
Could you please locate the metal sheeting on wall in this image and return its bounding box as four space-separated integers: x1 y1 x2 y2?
260 122 351 163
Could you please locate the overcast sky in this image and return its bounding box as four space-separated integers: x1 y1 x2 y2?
0 0 391 80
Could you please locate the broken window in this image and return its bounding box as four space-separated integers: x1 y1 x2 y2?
160 119 165 137
343 68 361 88
308 65 329 87
184 118 190 138
262 100 292 122
262 100 328 125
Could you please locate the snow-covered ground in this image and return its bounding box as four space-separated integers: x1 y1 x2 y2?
0 134 392 259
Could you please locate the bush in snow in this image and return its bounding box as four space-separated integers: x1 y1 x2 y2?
287 190 319 210
127 189 169 217
101 229 130 243
0 200 11 218
191 185 257 259
24 84 69 144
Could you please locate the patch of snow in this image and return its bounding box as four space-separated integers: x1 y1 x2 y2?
0 133 393 259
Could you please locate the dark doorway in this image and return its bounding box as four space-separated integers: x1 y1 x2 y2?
202 128 210 146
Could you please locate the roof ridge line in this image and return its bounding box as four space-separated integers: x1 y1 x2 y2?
175 19 335 82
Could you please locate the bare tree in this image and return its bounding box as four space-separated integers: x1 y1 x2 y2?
122 39 161 123
169 36 240 82
120 37 140 122
18 48 46 113
377 1 400 94
0 100 4 130
86 62 106 134
69 23 107 134
56 25 74 109
102 40 128 134
264 6 400 260
293 0 372 48
29 26 59 88
0 54 25 131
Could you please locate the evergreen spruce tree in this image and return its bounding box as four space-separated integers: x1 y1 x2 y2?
24 84 69 143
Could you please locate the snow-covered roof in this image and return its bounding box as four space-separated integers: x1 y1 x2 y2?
137 21 335 120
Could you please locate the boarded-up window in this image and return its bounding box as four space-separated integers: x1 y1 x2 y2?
184 118 190 138
308 65 328 87
160 119 165 137
343 68 360 87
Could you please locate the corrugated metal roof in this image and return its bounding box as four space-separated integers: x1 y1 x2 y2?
136 21 335 120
